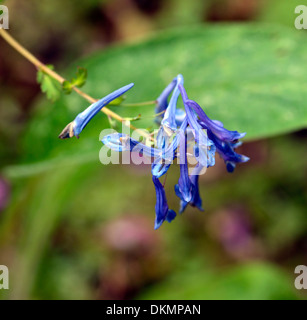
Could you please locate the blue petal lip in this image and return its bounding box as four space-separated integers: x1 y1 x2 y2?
151 162 172 179
226 161 236 173
241 155 250 162
207 129 249 165
166 209 176 223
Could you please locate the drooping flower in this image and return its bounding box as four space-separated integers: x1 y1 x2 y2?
207 130 250 172
102 131 179 230
155 77 177 115
175 164 204 214
155 75 186 127
156 74 185 148
98 75 249 229
152 176 176 230
102 131 179 164
152 116 188 178
59 83 134 139
178 83 248 173
186 99 246 142
176 128 192 202
179 84 216 169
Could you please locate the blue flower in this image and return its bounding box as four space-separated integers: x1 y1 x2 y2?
156 74 184 148
207 130 249 172
151 116 188 178
102 132 160 157
102 131 180 165
186 99 246 142
178 84 216 168
98 74 249 229
175 165 204 214
102 132 178 229
155 75 185 127
178 83 248 173
176 128 192 202
59 83 134 139
156 78 177 115
161 74 184 132
152 176 176 230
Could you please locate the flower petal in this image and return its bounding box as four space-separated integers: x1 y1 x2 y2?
187 99 245 142
59 83 134 139
176 164 204 214
177 129 192 202
152 176 176 229
156 78 177 114
179 84 215 168
161 74 184 133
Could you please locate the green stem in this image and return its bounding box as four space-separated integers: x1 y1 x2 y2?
0 29 154 140
120 101 157 107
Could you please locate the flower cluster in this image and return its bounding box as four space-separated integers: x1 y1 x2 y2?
59 75 249 230
102 75 249 229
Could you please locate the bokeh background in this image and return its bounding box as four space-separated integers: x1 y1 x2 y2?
0 0 306 300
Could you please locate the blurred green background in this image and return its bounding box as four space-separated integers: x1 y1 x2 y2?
0 0 306 300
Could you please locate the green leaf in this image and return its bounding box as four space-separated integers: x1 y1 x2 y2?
62 67 88 94
107 95 126 106
259 0 305 28
73 67 87 87
68 25 307 140
62 80 73 95
18 24 307 168
37 65 62 102
138 263 300 300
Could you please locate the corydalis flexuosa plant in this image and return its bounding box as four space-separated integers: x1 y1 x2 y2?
60 75 249 229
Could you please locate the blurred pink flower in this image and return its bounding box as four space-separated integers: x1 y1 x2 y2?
0 177 10 212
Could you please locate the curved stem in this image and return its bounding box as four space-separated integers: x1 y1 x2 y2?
120 101 157 107
0 29 153 140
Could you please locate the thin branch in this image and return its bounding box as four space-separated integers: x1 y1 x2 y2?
0 29 153 140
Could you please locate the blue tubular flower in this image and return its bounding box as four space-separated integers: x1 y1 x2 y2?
175 164 204 214
161 74 184 132
97 75 250 229
207 129 249 173
102 133 161 158
101 130 181 167
155 78 177 115
152 176 176 230
186 99 246 142
177 128 192 202
156 74 184 148
155 75 186 126
59 83 134 139
178 83 248 172
178 84 216 168
152 116 188 178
